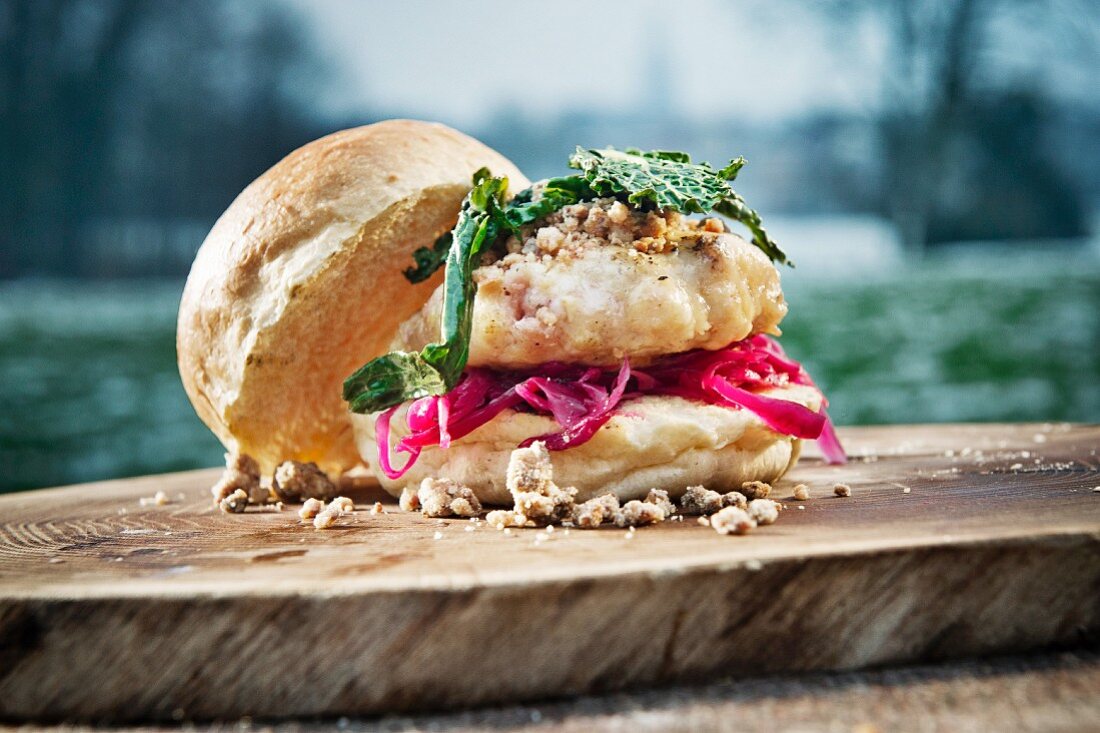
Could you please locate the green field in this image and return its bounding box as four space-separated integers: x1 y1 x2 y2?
1 249 1097 493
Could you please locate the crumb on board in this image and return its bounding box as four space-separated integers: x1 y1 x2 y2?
486 509 527 530
572 493 619 529
298 498 324 521
645 489 676 516
721 491 748 510
210 451 261 505
399 486 420 512
614 499 666 528
792 484 810 501
710 506 756 535
370 502 385 514
312 510 338 530
741 481 772 500
418 477 483 518
697 515 711 527
272 461 336 502
248 484 273 505
834 483 852 497
328 496 354 514
218 488 248 514
140 490 171 507
680 485 723 515
747 499 781 526
433 530 444 540
506 442 577 525
305 497 354 529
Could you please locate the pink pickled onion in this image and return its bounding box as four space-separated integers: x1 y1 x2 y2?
373 335 845 479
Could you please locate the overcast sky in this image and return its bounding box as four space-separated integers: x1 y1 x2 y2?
285 0 887 128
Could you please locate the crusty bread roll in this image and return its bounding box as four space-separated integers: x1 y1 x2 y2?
177 120 529 475
351 386 822 504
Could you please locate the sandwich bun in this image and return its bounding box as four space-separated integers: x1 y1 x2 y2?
177 120 529 475
351 386 822 504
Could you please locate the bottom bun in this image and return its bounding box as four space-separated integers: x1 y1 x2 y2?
351 385 823 505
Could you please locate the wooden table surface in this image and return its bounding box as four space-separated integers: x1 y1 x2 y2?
2 423 1098 724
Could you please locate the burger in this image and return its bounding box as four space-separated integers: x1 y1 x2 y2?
178 120 844 508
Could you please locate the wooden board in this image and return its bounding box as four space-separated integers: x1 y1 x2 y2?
2 423 1098 723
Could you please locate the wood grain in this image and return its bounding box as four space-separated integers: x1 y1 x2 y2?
1 423 1098 723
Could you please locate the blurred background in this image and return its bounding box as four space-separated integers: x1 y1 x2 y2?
1 0 1098 493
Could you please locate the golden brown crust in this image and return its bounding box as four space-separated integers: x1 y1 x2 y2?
177 120 529 474
393 232 787 369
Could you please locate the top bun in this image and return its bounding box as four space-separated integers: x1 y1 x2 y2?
177 120 529 475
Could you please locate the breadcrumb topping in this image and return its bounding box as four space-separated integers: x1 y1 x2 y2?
792 484 810 501
496 196 728 264
834 483 852 497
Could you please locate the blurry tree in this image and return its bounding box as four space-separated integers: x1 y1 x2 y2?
0 0 330 278
817 0 1096 249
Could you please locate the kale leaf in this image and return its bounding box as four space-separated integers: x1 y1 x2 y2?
568 147 788 266
344 169 509 414
404 231 452 283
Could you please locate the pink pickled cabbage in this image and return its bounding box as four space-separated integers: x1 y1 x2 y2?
374 335 845 479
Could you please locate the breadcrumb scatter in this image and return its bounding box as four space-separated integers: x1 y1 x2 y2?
572 494 620 529
327 496 354 514
792 484 810 501
272 461 336 502
614 500 666 527
721 491 748 510
210 452 261 505
834 483 852 497
680 485 723 515
486 510 527 530
313 511 338 530
645 489 676 516
433 531 444 540
741 481 772 500
697 515 711 527
747 499 781 526
370 502 385 514
248 485 273 505
710 506 756 535
298 498 324 521
505 441 577 524
399 486 420 512
218 488 248 514
140 490 171 507
418 477 483 518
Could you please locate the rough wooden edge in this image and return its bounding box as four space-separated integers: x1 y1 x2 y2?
2 532 1097 723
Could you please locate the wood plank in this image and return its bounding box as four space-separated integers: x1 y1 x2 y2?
8 652 1097 732
1 423 1098 722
